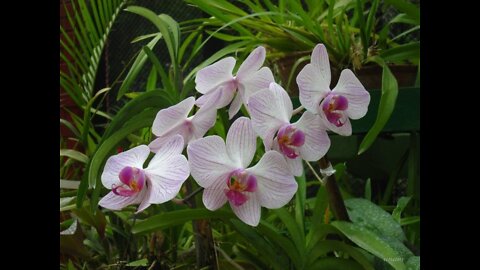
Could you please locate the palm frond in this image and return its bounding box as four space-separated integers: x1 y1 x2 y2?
60 0 126 107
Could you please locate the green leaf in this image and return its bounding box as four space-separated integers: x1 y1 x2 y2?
184 40 252 83
331 221 406 270
400 216 420 226
295 172 306 237
380 42 420 63
273 208 306 259
103 90 174 139
116 34 162 99
126 258 149 266
392 196 411 223
132 209 234 235
231 219 287 270
345 198 406 242
307 240 374 270
405 256 420 270
309 257 365 270
125 7 179 76
384 0 420 24
358 59 398 154
60 149 89 163
257 222 304 269
146 67 157 91
364 178 371 201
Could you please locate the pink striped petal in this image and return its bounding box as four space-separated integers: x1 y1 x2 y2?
294 111 331 161
297 44 332 113
101 145 150 189
248 83 292 149
147 135 185 168
195 82 237 109
230 192 261 226
98 188 146 211
202 177 229 210
144 155 190 204
152 97 194 137
195 57 235 94
191 105 217 141
246 151 297 209
228 90 244 120
236 46 266 80
332 69 370 119
286 156 303 177
187 136 236 188
226 117 256 168
239 67 275 104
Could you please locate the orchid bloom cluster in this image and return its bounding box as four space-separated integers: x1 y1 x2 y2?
99 44 370 226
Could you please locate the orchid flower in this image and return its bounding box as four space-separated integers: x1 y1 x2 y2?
149 97 217 152
99 135 190 213
187 117 297 226
248 82 330 176
195 46 274 119
296 44 371 136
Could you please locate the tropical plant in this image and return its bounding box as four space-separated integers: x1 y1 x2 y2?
60 2 420 269
183 0 420 154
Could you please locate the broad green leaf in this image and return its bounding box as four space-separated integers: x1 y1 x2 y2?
116 34 162 100
307 240 374 270
345 198 406 242
405 256 420 270
132 208 234 235
331 221 406 270
358 58 398 154
60 149 89 163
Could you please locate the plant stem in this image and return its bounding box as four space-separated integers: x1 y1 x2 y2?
292 105 304 116
319 156 350 222
185 179 218 269
171 187 204 206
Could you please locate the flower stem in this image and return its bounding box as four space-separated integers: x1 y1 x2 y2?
292 105 305 116
319 156 350 222
185 179 218 269
171 187 204 206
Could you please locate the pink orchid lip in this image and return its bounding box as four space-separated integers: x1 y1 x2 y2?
322 94 349 127
277 124 305 159
113 166 146 197
224 169 257 206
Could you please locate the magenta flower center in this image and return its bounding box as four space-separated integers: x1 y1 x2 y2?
224 170 257 206
321 94 348 127
112 166 146 197
277 124 305 159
